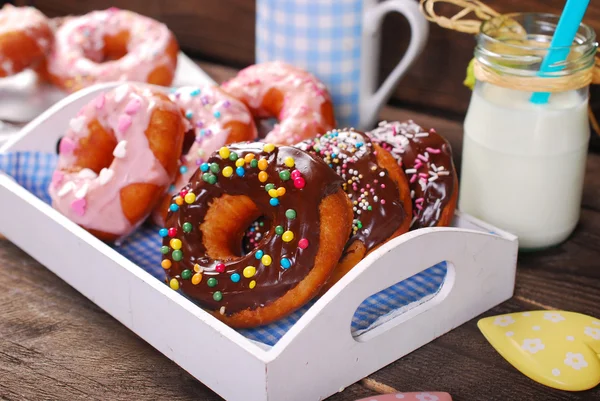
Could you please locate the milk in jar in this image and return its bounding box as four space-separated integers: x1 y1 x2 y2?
457 12 597 249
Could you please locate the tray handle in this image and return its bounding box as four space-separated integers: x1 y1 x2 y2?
271 227 517 358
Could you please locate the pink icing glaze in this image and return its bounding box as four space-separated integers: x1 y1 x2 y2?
49 83 178 239
169 85 257 189
0 4 52 75
46 8 177 89
221 61 334 145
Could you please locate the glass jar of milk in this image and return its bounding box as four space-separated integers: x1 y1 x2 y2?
459 13 598 250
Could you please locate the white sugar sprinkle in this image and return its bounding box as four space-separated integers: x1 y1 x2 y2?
77 168 97 179
75 183 89 199
98 168 114 185
57 181 75 197
112 140 127 158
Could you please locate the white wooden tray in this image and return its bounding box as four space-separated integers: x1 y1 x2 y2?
0 80 518 401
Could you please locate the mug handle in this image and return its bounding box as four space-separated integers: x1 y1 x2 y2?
360 0 429 129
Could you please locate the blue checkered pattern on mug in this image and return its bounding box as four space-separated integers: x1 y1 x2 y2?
0 151 448 347
256 0 363 128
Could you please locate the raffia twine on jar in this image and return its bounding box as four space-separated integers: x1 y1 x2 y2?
419 0 600 133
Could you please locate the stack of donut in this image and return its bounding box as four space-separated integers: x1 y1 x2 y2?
39 5 458 327
0 5 179 91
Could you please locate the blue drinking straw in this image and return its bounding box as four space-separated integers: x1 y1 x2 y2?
530 0 590 104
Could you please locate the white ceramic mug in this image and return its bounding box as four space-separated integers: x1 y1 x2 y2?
256 0 429 129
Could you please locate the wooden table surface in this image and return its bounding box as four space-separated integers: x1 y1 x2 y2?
1 61 599 401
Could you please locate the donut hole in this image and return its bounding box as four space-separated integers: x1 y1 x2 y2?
72 119 118 173
201 194 269 260
78 31 130 63
181 130 196 156
241 216 272 256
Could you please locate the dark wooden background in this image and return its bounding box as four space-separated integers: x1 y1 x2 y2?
13 0 600 119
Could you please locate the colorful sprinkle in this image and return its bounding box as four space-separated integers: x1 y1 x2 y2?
168 227 177 237
284 157 295 168
280 258 291 269
298 238 309 249
207 277 218 287
269 198 279 206
174 196 183 206
258 158 269 170
169 203 179 212
268 189 278 198
170 238 182 250
285 209 296 219
265 183 276 192
229 152 238 161
243 266 256 278
275 225 284 235
235 158 245 167
244 153 255 163
231 273 241 283
236 167 245 177
192 273 202 285
185 110 193 119
181 269 192 280
169 278 179 290
190 88 201 96
213 291 223 301
261 255 272 266
279 170 291 181
172 250 183 261
210 163 220 173
249 280 256 289
222 166 233 177
184 193 196 204
264 143 275 153
179 165 188 174
293 177 306 189
282 231 294 242
276 187 286 197
200 163 210 172
219 147 230 159
193 264 202 273
182 222 193 233
159 228 168 237
291 170 302 179
258 171 268 182
250 159 258 168
215 263 226 273
255 250 264 259
161 259 172 269
160 246 170 254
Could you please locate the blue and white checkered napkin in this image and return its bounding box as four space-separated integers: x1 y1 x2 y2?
0 151 447 346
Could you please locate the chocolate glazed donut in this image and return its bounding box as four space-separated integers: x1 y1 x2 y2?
297 129 412 293
367 120 458 229
160 142 353 328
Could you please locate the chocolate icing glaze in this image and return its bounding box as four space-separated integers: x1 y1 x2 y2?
296 129 405 252
367 120 456 229
161 142 343 315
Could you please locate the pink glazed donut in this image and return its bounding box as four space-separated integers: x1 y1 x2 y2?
0 4 53 77
42 8 179 92
49 84 186 242
221 61 336 145
152 85 258 226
